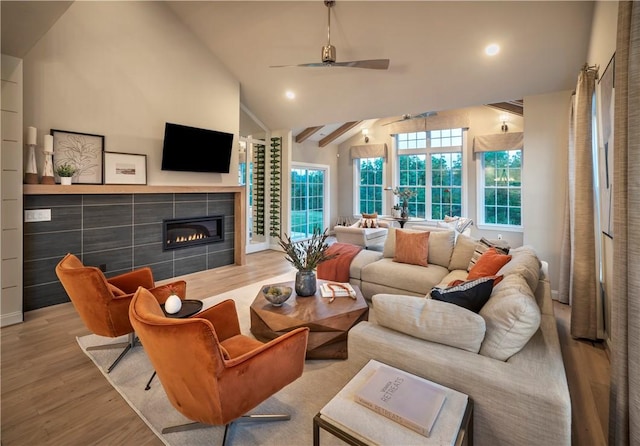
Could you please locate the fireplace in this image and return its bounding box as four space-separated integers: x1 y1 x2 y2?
163 215 224 251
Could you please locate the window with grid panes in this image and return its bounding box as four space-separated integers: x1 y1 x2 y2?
480 150 522 226
290 167 326 240
358 157 384 215
396 129 464 219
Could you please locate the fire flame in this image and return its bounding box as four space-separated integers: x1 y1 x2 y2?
167 233 208 244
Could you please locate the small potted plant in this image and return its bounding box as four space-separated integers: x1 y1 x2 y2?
56 163 76 185
277 227 338 296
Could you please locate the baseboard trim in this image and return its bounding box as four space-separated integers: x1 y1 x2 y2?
551 289 559 301
1 311 23 327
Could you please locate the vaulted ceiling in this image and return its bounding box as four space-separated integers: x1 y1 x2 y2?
2 1 593 144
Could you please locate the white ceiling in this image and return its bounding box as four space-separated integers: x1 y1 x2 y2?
2 1 594 139
166 1 594 132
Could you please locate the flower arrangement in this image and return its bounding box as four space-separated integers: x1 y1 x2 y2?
391 187 417 201
277 227 338 272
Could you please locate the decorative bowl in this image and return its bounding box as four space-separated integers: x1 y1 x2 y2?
262 286 293 306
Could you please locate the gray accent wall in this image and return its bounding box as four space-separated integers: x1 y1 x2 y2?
23 192 235 311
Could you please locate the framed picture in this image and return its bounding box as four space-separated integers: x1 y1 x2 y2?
52 129 104 184
104 152 147 185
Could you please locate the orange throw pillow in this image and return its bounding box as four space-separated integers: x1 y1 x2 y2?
467 248 512 280
393 230 430 267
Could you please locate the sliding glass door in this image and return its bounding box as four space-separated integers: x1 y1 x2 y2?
290 164 328 240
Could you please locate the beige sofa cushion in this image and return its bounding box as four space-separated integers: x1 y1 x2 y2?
383 227 454 268
496 245 542 292
479 274 541 361
362 258 449 295
373 294 486 353
448 234 477 271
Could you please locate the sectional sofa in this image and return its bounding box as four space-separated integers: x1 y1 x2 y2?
344 226 572 445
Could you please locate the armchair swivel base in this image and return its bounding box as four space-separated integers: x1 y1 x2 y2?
162 414 291 446
85 332 138 373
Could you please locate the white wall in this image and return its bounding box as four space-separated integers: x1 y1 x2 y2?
23 1 240 186
1 55 24 327
523 90 573 292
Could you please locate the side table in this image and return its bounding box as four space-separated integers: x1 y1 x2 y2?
144 299 203 390
313 359 473 446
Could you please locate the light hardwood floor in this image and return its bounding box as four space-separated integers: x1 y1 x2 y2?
1 250 609 445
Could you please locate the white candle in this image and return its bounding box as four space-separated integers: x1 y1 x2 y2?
27 126 37 145
44 134 54 152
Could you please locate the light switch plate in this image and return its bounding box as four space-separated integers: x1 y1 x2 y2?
25 209 52 222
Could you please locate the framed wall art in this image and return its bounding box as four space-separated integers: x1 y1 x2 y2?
52 129 104 184
104 152 147 185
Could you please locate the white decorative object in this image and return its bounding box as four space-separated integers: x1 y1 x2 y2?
25 126 39 184
60 177 72 185
27 126 37 145
41 135 56 184
164 294 182 314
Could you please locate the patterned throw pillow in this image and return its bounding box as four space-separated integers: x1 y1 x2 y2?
393 229 430 266
431 276 498 313
467 237 510 271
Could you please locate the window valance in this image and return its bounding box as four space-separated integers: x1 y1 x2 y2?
473 132 524 153
350 143 388 159
388 110 470 135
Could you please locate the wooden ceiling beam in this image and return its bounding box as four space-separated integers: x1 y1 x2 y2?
295 126 324 143
319 121 361 147
486 101 524 116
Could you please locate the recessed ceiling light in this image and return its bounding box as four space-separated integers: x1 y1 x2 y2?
485 44 500 56
285 91 296 100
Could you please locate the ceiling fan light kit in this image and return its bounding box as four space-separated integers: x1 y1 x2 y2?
270 0 390 70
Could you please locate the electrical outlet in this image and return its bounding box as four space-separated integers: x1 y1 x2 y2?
24 209 52 222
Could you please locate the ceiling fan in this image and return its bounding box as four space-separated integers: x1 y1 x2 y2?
270 1 390 70
382 111 438 126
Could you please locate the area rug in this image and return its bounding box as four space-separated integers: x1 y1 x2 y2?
77 272 363 445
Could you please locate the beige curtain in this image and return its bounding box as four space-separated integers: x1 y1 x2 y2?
350 143 387 160
558 66 600 340
473 132 524 153
609 2 639 444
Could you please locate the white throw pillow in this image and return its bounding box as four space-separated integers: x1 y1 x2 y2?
478 274 541 361
373 294 486 353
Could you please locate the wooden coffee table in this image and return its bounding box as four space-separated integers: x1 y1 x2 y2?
250 280 368 359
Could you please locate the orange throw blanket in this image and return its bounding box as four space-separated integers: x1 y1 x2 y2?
317 243 363 283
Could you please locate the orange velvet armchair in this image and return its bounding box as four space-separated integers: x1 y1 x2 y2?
129 286 309 445
55 253 186 373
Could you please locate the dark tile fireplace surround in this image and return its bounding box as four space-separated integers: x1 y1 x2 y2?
23 191 238 311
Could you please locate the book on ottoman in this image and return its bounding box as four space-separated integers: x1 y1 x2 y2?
354 362 447 437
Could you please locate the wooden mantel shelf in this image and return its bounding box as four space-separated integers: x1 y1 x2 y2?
23 184 244 195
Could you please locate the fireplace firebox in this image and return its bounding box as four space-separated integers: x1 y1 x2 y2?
163 215 224 251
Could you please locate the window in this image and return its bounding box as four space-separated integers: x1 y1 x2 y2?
358 157 384 214
431 152 462 219
480 150 522 226
291 166 327 240
396 129 464 219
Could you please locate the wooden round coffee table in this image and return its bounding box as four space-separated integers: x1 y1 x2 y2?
250 280 369 359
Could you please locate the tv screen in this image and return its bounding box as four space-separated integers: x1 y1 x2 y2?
161 122 234 173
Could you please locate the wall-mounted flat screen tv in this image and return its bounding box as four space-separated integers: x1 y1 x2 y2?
161 122 234 173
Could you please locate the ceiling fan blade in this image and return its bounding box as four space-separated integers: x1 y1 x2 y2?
331 59 390 70
271 59 390 70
